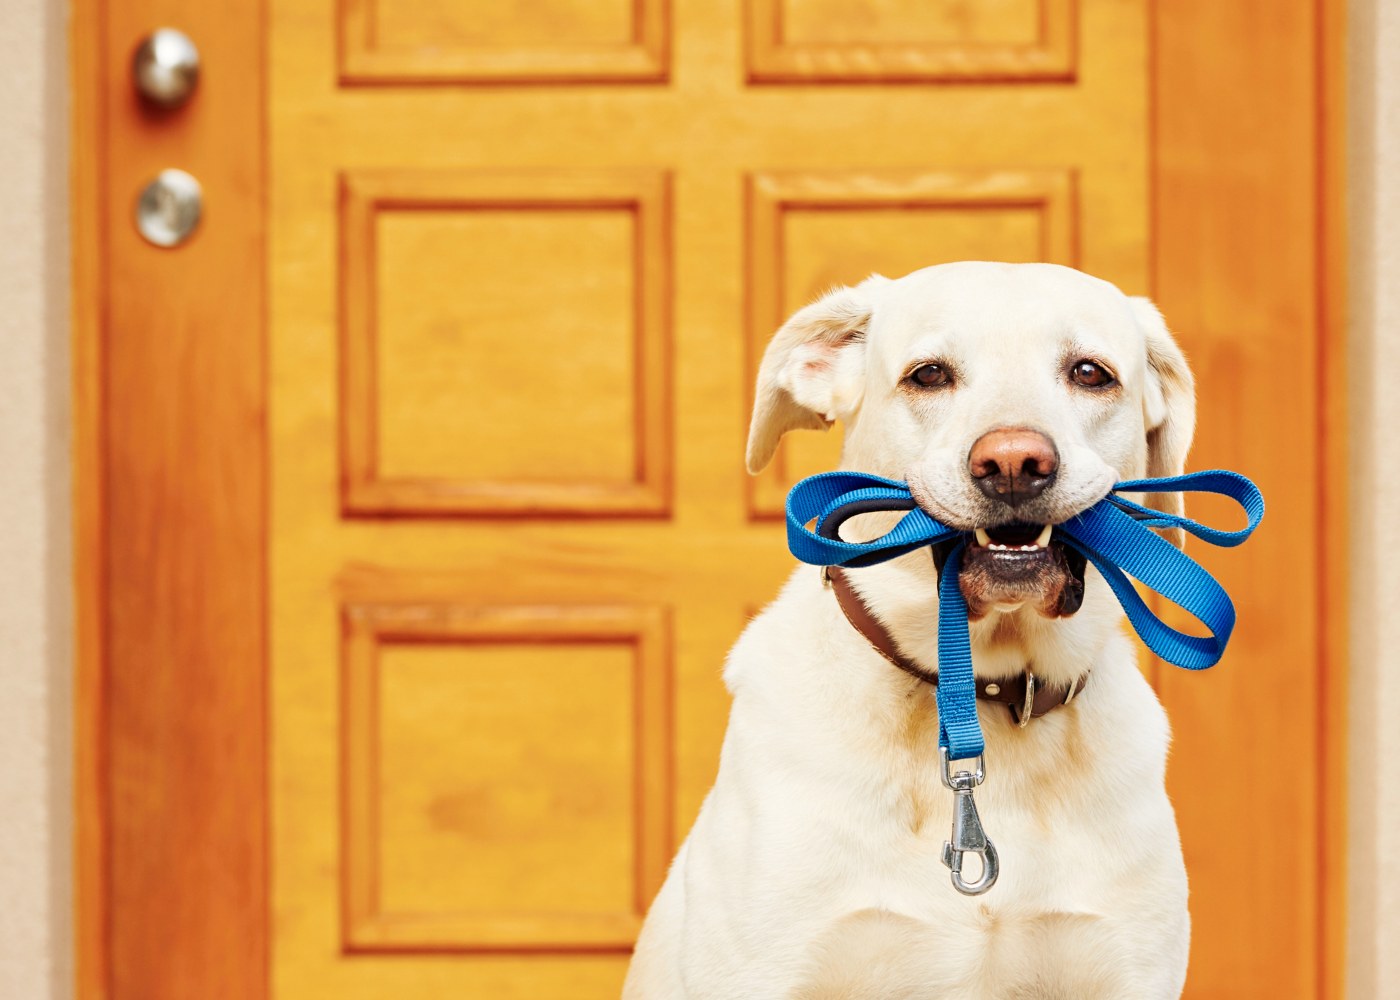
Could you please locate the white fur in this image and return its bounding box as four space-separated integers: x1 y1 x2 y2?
624 263 1197 999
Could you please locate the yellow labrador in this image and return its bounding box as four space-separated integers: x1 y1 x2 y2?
623 262 1196 999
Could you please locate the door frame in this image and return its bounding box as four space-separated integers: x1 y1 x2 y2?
71 0 268 996
70 1 1349 997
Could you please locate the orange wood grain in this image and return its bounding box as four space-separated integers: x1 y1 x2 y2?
339 600 672 953
1152 1 1345 996
74 0 269 996
338 169 673 518
339 0 669 84
1317 0 1349 996
745 0 1076 82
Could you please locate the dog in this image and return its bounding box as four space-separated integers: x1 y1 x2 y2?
622 262 1196 999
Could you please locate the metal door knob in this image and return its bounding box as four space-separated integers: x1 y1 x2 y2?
135 169 203 248
132 28 200 109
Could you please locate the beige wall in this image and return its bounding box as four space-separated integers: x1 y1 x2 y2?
1349 0 1400 996
0 0 72 998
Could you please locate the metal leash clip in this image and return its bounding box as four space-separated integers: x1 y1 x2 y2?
939 748 999 895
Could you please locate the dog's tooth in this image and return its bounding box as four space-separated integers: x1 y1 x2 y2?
1035 523 1053 547
975 528 991 547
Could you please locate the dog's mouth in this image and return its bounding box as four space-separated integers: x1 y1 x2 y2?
933 522 1088 621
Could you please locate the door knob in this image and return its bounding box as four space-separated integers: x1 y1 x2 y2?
132 28 200 109
135 169 203 248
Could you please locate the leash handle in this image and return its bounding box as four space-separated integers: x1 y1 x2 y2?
787 472 961 568
1060 470 1264 670
1058 504 1236 670
1106 470 1265 547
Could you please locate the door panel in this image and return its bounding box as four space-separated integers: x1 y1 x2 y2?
271 2 1144 995
745 0 1075 81
339 0 669 83
339 601 671 954
746 168 1078 514
337 169 672 516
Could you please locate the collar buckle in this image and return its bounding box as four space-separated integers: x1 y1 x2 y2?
1017 669 1037 728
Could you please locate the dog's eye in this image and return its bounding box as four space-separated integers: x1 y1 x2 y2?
909 363 952 388
1069 360 1116 389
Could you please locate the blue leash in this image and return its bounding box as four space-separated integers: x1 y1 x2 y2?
785 469 1264 894
787 469 1264 760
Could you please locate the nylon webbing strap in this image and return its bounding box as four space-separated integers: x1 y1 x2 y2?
786 470 1265 760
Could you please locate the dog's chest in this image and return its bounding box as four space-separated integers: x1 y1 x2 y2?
792 895 1138 999
782 800 1132 996
863 789 1090 908
761 733 1179 994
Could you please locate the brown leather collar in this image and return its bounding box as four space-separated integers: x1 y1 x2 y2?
825 566 1089 725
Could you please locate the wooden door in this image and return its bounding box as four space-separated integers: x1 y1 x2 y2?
76 1 1347 998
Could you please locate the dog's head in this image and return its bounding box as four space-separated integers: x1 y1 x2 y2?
747 261 1195 620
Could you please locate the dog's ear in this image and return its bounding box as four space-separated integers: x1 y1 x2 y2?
1131 297 1197 545
745 278 883 474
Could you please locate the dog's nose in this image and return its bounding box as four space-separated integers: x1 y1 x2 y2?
967 428 1059 508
